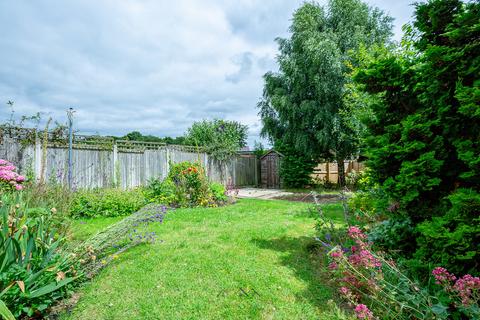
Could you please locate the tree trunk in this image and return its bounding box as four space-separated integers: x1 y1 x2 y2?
337 157 346 187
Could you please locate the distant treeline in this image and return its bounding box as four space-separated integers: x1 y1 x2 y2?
112 131 186 145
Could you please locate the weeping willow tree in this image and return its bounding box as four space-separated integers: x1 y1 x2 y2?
258 0 393 185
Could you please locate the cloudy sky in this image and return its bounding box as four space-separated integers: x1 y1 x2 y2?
0 0 415 146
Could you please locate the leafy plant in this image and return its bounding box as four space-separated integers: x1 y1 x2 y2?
70 188 146 218
146 162 226 208
209 182 227 203
0 195 78 318
144 178 177 206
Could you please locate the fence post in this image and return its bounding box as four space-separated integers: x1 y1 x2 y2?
204 153 208 176
165 146 170 176
326 162 330 183
112 143 118 187
34 137 42 182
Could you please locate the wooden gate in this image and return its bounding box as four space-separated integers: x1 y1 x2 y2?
260 150 283 189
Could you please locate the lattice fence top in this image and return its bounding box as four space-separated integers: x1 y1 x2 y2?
0 126 204 153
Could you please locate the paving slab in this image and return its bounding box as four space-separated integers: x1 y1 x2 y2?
237 188 295 199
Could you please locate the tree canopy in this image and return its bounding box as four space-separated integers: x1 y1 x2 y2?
184 119 248 161
258 0 393 185
121 131 186 145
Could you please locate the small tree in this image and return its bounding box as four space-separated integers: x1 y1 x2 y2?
185 119 248 161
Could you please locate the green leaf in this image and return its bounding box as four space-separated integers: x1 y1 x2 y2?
28 277 76 299
0 300 15 320
431 303 449 318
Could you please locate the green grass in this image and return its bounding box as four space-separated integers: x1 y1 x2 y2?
70 216 125 241
65 199 346 320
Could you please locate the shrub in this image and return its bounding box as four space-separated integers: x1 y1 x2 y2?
319 223 479 319
353 0 480 276
278 149 317 188
21 181 74 220
144 178 177 206
210 182 227 203
70 188 146 218
414 189 480 276
146 161 226 208
0 195 78 318
0 159 25 193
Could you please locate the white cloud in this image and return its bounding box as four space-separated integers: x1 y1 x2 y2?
0 0 414 146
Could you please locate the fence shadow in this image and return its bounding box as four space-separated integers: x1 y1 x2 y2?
251 235 333 309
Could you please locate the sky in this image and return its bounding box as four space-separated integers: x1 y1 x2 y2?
0 0 415 147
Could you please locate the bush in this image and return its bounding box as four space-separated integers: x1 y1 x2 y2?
317 221 479 319
210 182 227 203
70 188 146 218
144 178 177 206
0 195 78 318
414 189 480 276
353 0 480 276
145 162 229 208
279 151 317 188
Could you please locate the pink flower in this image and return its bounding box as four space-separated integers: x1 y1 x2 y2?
348 249 382 269
328 262 338 270
330 249 343 259
348 226 366 240
0 159 12 166
354 304 373 319
16 175 25 182
432 267 456 286
15 184 23 191
339 286 350 295
453 274 480 306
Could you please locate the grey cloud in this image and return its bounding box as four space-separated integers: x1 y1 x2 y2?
0 0 414 147
225 52 254 84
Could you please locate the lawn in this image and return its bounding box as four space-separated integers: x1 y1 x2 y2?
64 199 345 320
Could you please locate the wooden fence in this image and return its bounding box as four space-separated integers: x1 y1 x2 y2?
311 160 364 184
0 137 259 189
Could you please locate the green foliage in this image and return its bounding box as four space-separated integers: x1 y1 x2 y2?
252 141 266 159
354 0 480 275
258 0 393 185
121 131 185 145
278 146 316 188
415 189 480 275
21 182 74 233
146 162 225 208
0 195 78 318
209 182 227 203
144 178 177 206
70 188 146 218
185 119 248 161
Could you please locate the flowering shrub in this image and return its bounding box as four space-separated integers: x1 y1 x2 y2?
0 159 25 193
323 225 436 319
432 267 480 318
146 161 230 208
318 221 480 319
